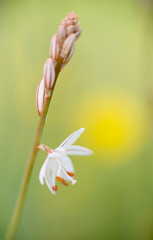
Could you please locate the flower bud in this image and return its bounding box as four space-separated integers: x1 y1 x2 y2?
63 44 75 65
65 12 78 25
43 58 55 90
60 20 67 28
75 28 82 40
60 34 76 59
66 25 79 36
36 78 45 116
66 19 78 26
58 25 66 46
50 34 60 61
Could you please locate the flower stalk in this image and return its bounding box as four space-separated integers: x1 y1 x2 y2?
5 11 82 240
5 57 63 240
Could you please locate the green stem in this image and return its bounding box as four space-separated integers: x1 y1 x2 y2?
5 58 63 240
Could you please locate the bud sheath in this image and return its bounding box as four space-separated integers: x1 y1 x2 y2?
50 34 60 61
58 25 66 46
63 44 75 65
60 34 76 59
36 78 45 116
43 58 55 90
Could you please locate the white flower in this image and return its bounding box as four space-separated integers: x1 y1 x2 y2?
38 128 93 194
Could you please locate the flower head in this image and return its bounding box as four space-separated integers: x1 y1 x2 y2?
38 128 93 194
36 12 81 116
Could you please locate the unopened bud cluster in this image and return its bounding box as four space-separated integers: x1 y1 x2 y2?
57 12 81 61
36 12 81 116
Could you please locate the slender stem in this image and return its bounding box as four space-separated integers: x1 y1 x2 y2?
5 58 63 240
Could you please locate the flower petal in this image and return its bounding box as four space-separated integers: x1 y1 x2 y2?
44 158 57 194
64 145 93 156
48 151 64 159
50 160 58 187
56 155 75 182
58 128 85 148
58 155 74 173
39 157 49 185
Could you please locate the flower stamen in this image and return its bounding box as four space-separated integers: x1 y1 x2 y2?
67 171 75 177
56 176 65 182
61 166 77 185
56 176 69 186
61 182 69 186
52 185 58 191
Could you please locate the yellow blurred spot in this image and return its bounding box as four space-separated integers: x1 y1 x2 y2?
78 92 148 162
95 111 126 149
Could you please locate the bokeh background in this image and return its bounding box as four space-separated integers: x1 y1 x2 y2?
1 0 153 239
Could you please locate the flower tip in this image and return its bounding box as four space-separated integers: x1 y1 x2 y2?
40 180 44 185
80 127 85 133
51 191 56 195
72 180 77 185
39 175 44 185
88 149 93 155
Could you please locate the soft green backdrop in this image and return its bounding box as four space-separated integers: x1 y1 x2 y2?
1 0 153 239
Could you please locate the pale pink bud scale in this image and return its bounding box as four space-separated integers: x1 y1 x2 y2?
66 19 78 26
50 34 60 61
60 34 76 59
36 78 45 116
65 12 78 25
66 25 79 36
43 58 55 90
63 44 75 65
58 25 66 46
75 28 82 40
60 20 67 28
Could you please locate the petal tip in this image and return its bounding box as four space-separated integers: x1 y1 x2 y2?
88 149 93 155
39 178 44 185
72 180 77 185
80 127 85 132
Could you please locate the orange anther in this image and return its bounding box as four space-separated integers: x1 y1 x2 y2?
67 171 75 177
56 176 69 186
52 185 58 191
56 176 65 183
62 182 69 186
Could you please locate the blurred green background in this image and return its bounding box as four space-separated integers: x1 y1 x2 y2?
1 0 153 239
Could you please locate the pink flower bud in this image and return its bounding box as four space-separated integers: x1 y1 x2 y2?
50 34 60 61
43 58 55 90
60 20 67 28
65 12 78 25
36 78 45 116
58 25 66 46
60 34 76 59
75 28 82 40
66 20 77 26
66 25 79 36
63 44 75 65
